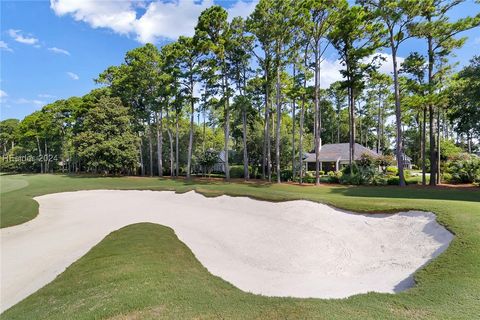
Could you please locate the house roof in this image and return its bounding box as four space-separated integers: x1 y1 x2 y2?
304 143 380 162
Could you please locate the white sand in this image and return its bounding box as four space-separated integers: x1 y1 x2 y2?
0 190 453 312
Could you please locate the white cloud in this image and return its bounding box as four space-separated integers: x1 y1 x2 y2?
134 0 213 43
227 0 258 21
48 47 70 55
50 0 136 35
319 59 343 89
474 37 480 44
367 53 405 75
0 90 7 98
0 41 13 52
7 29 39 45
316 53 405 89
50 0 256 43
67 72 79 80
14 98 45 106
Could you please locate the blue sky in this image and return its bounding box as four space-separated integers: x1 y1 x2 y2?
1 0 479 121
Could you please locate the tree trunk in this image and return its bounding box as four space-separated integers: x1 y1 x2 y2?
391 45 405 187
242 103 249 180
165 107 174 177
148 124 153 177
263 65 271 182
314 43 321 185
44 139 49 173
223 64 230 181
139 135 144 176
350 89 355 167
377 91 382 154
437 107 441 184
422 107 427 185
275 53 282 184
467 132 472 153
427 34 437 186
203 107 206 153
299 92 305 184
36 136 43 173
291 64 296 181
262 88 268 180
187 92 194 179
175 113 179 178
156 110 163 177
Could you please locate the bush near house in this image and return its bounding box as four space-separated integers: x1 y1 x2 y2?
444 155 480 184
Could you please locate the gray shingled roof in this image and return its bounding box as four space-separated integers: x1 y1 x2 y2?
304 143 380 162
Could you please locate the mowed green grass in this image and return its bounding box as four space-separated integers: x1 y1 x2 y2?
1 174 479 319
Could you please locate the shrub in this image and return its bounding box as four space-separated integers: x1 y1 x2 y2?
229 165 245 178
404 169 412 178
198 149 219 176
446 156 480 183
358 153 375 168
386 166 398 176
280 169 293 181
387 176 400 185
340 165 377 185
304 176 315 183
442 172 453 183
376 155 395 173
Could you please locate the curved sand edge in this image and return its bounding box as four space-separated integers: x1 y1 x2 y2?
0 190 453 312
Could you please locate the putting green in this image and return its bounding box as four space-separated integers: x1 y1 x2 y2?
0 176 29 194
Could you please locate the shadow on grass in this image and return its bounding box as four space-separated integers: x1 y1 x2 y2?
325 184 480 203
59 173 479 203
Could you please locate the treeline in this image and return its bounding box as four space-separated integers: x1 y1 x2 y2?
1 0 479 186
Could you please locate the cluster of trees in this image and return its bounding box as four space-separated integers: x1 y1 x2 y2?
1 0 479 187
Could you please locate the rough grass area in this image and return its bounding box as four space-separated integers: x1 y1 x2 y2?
1 174 479 319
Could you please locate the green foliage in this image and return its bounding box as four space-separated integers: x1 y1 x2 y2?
446 156 480 184
441 140 463 161
358 152 375 168
280 169 293 182
386 166 398 176
229 165 246 178
74 97 139 174
197 149 219 176
376 155 395 172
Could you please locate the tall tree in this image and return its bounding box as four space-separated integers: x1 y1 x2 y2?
227 17 254 180
270 0 296 183
74 97 138 174
247 0 276 181
359 0 421 187
327 81 347 144
196 5 232 180
329 2 384 169
365 71 392 155
449 56 480 153
174 36 201 179
400 52 428 184
97 44 162 176
411 0 480 185
300 0 341 184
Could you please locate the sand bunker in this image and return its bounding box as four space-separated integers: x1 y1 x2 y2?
0 190 453 312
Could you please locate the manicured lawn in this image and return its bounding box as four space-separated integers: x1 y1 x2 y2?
1 174 479 319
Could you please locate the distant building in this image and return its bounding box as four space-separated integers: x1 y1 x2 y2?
212 150 227 173
304 143 380 172
401 153 413 170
